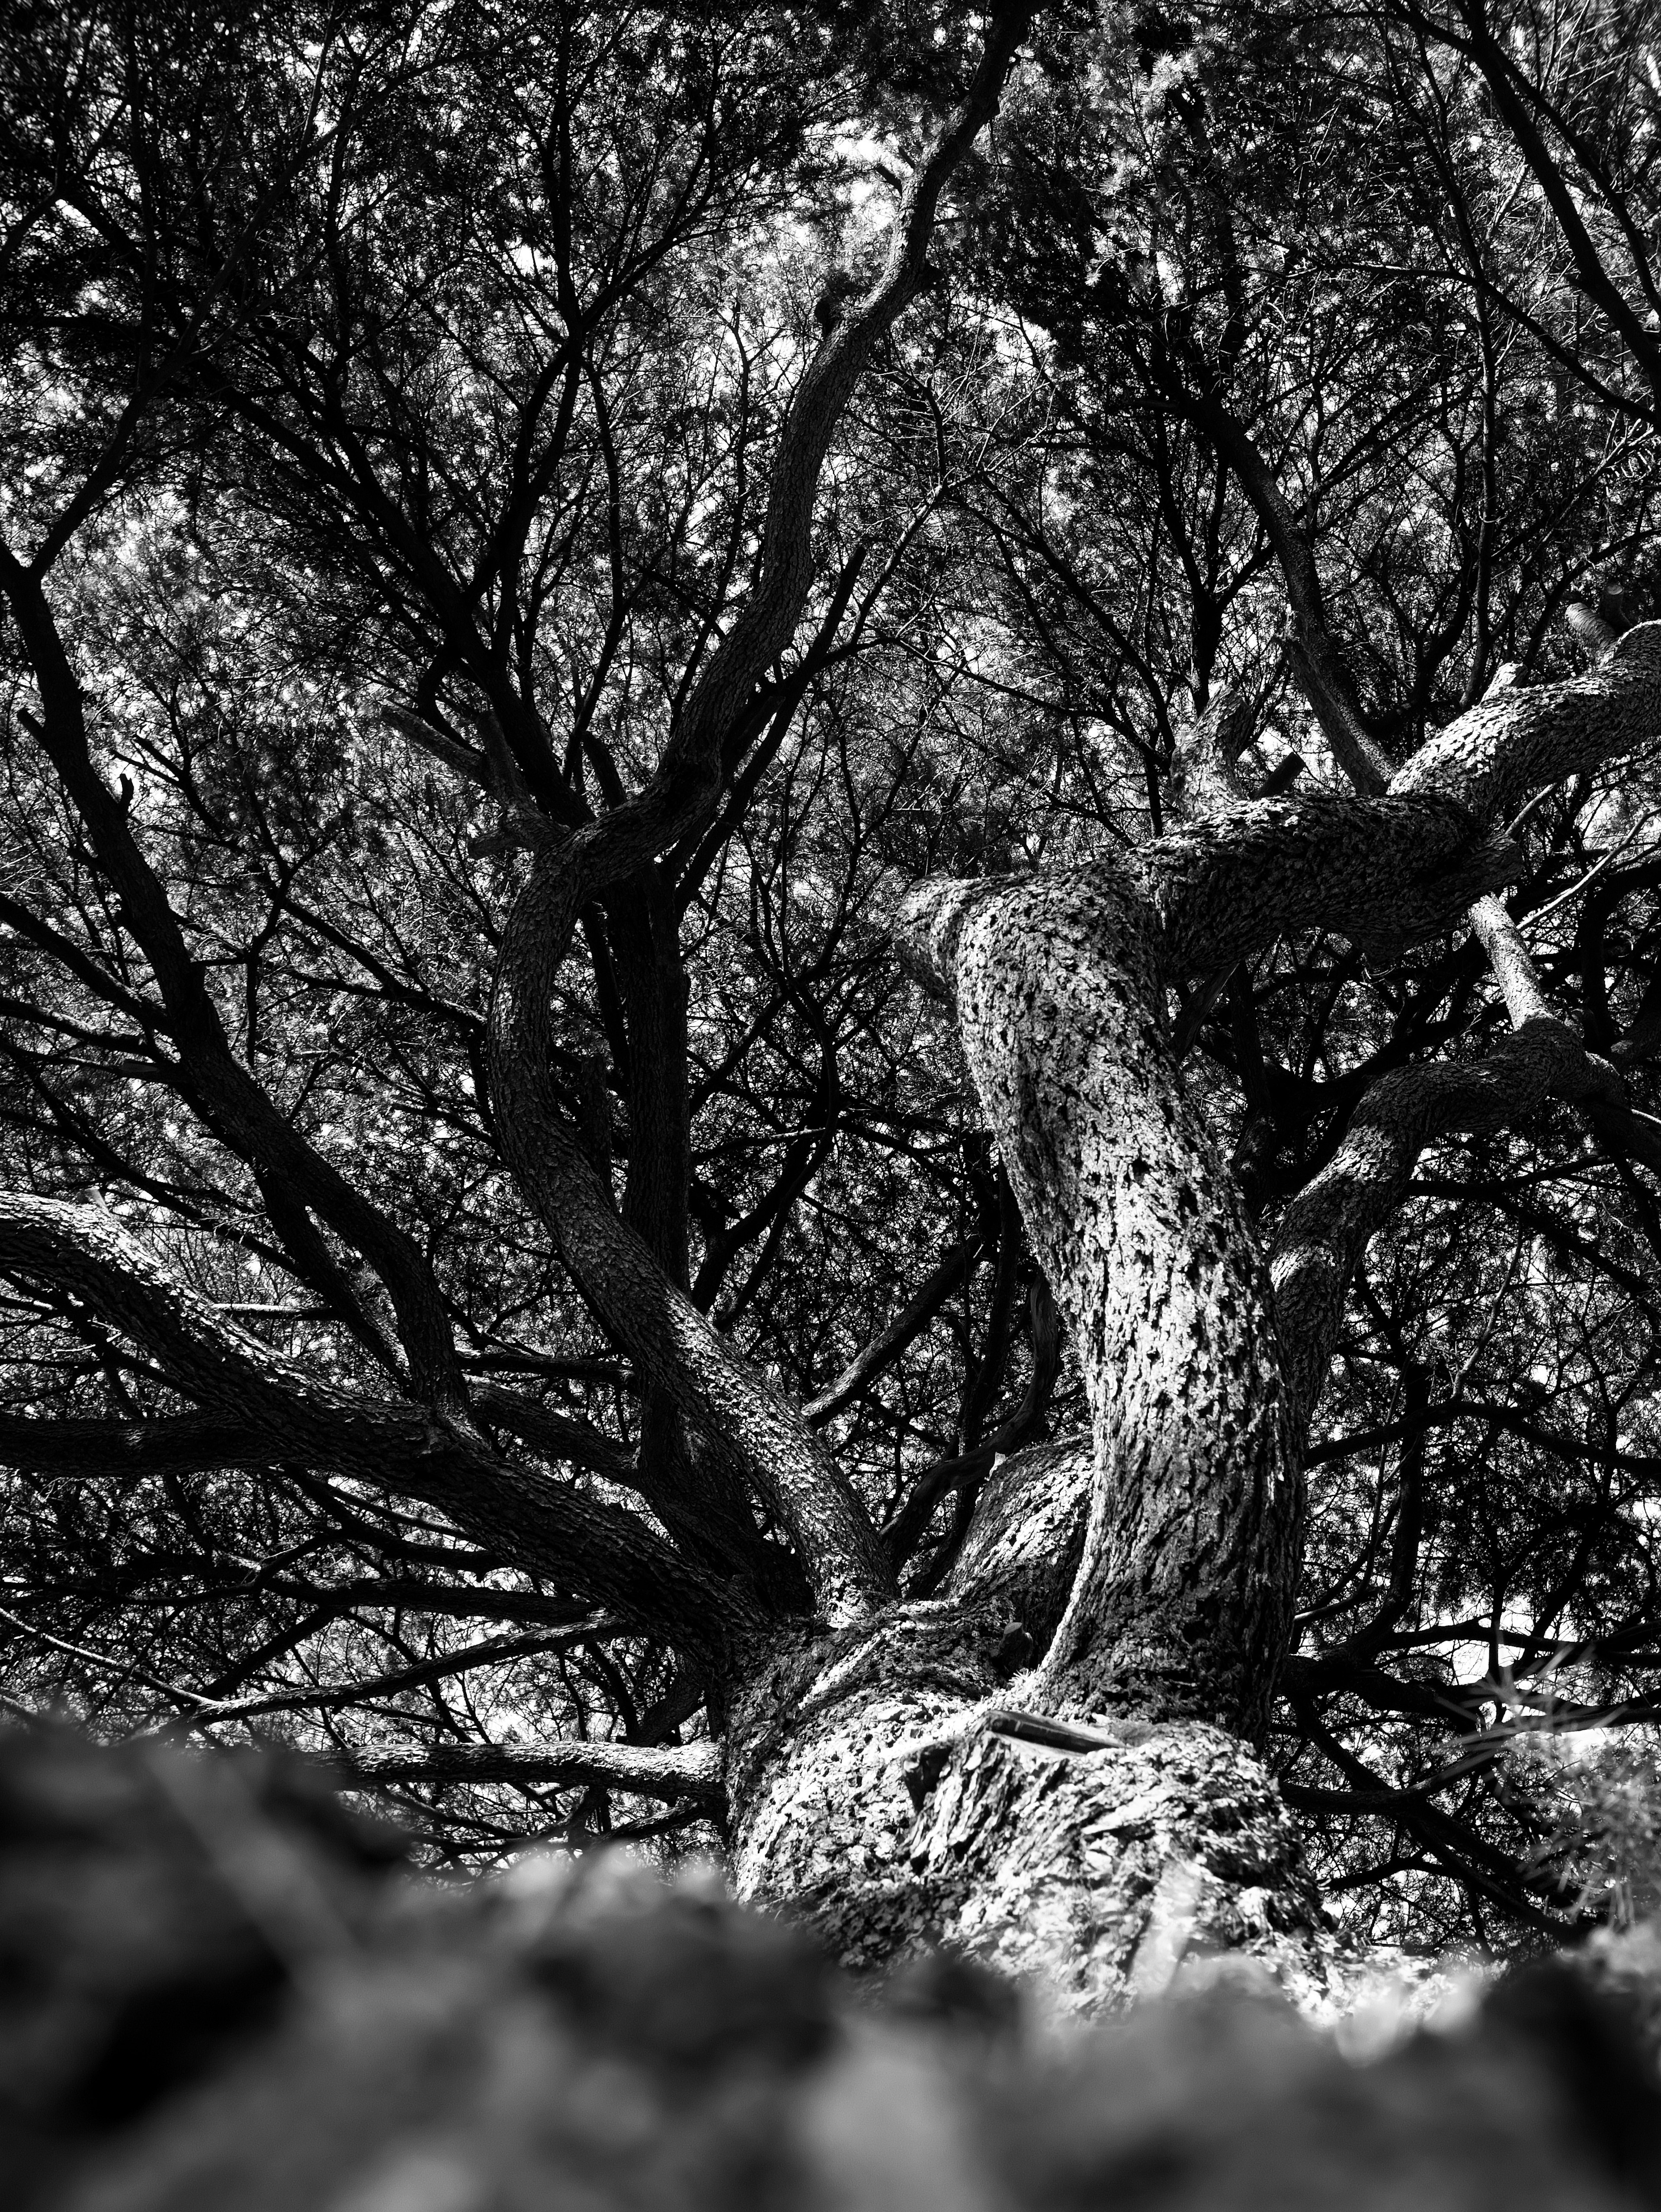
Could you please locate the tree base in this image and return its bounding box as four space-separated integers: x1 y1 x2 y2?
911 1714 1331 2017
729 1618 1329 2015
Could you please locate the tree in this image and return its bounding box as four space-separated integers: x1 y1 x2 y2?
3 0 1661 2004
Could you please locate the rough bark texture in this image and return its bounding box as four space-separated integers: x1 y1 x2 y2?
338 1738 723 1808
722 1593 1325 2014
725 1603 1013 1968
1167 685 1257 819
1147 790 1520 975
896 1715 1329 2016
1265 627 1661 1433
896 870 1298 1734
942 1437 1091 1651
1395 620 1661 820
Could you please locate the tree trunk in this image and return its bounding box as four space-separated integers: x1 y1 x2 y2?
718 840 1329 2015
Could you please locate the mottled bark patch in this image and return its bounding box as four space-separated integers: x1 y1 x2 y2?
725 1607 1011 1972
904 1717 1329 2018
945 1437 1090 1650
728 1611 1326 2016
936 870 1299 1731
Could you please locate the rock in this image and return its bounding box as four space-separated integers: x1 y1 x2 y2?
3 1726 1660 2212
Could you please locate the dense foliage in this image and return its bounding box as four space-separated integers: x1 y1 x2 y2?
3 0 1661 1956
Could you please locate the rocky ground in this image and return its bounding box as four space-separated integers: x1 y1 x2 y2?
3 1725 1660 2212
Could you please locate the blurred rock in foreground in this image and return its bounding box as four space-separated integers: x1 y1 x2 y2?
3 1726 1661 2212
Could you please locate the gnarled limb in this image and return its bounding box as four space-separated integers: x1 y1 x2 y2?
1167 684 1257 820
487 9 1036 1625
1393 621 1661 821
1268 881 1661 1442
490 935 891 1622
897 871 1296 1731
1269 628 1661 1433
1147 792 1519 977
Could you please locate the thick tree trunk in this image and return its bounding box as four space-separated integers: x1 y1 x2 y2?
716 1114 1321 2012
721 848 1323 2007
721 1589 1331 2016
714 840 1318 2014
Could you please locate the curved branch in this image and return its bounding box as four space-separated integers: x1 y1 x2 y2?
1269 1019 1619 1435
483 1037 889 1621
802 1235 981 1427
1393 622 1661 824
657 1 1038 808
1147 791 1519 977
485 12 1036 1623
1267 633 1661 1432
1145 630 1661 978
0 1411 283 1479
895 615 1661 1718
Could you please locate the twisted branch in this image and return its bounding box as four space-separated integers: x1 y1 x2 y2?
487 7 1036 1625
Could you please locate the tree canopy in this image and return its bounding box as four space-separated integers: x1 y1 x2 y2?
4 0 1661 1968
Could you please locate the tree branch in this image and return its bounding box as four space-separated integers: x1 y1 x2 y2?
0 543 468 1408
1269 1019 1618 1435
484 10 1036 1623
1147 790 1520 978
1171 392 1398 792
0 1411 284 1479
1394 622 1661 824
0 1194 757 1655
802 1235 981 1427
337 1737 724 1809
